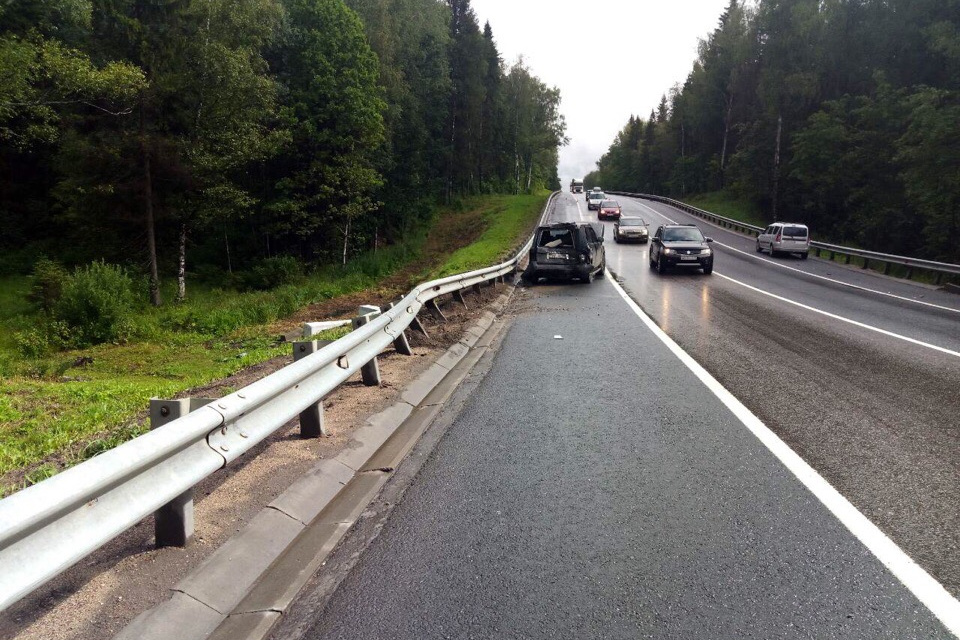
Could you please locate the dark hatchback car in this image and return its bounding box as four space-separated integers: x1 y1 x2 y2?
524 222 606 284
649 224 714 274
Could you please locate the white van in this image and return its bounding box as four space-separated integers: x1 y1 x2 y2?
757 222 810 259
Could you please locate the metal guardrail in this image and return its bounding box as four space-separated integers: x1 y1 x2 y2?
0 191 559 612
607 191 960 283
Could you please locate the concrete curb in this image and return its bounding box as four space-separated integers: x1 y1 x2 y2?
114 284 517 640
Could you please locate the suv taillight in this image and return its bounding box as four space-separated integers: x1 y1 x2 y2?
775 232 782 242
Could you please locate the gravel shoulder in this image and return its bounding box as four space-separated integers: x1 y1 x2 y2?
0 284 508 640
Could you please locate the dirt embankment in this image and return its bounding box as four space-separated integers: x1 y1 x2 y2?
0 277 512 640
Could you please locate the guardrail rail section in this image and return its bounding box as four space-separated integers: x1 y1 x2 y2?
606 191 960 284
0 191 560 612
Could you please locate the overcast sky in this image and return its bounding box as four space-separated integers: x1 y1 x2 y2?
470 0 733 185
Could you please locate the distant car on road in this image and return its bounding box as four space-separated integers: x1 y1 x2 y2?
613 216 649 243
597 200 622 220
524 222 606 284
757 222 810 259
649 224 714 274
587 191 606 211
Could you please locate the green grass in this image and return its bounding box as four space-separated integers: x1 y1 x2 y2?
0 192 548 496
681 191 767 228
434 191 548 277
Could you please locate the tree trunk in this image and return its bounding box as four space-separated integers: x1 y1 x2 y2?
140 97 161 307
680 121 686 196
772 113 783 219
525 156 533 193
446 114 456 203
224 227 233 274
176 223 187 303
342 218 351 267
720 95 733 188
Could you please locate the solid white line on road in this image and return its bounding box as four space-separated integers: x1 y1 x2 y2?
605 272 960 637
627 199 960 355
632 199 960 314
714 272 960 358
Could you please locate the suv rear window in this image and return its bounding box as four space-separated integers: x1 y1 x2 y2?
538 228 575 248
782 225 807 237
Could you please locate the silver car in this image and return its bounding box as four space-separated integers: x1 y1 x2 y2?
587 191 606 210
757 222 810 259
613 216 649 243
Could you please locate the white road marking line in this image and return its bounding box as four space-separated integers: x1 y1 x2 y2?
714 272 960 358
632 199 960 314
719 241 960 314
631 198 960 352
606 273 960 637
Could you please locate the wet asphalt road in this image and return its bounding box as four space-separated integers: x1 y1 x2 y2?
558 193 960 597
290 197 957 639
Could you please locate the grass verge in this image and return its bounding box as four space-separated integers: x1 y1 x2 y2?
433 191 548 277
0 191 548 496
682 191 766 228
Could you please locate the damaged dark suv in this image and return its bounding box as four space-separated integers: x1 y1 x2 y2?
524 222 606 284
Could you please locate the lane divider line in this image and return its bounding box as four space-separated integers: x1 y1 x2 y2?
713 272 960 358
628 199 959 355
632 199 960 314
605 272 960 636
716 241 960 314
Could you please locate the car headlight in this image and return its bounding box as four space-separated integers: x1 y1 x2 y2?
701 248 712 255
663 248 675 255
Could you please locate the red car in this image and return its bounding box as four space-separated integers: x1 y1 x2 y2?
597 199 622 220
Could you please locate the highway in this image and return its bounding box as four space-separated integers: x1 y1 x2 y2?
275 194 960 639
567 192 960 598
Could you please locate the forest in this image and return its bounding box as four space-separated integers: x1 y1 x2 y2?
585 0 960 263
0 0 566 302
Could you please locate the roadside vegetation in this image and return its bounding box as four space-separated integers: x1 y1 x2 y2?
680 192 765 229
0 192 548 496
585 0 960 265
0 0 565 495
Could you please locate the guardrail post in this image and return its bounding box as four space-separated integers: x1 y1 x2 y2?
453 289 468 309
884 262 892 275
845 254 852 265
410 312 429 337
352 307 382 386
427 298 447 322
862 258 870 270
472 282 483 295
149 398 213 548
905 266 914 280
387 302 413 355
292 341 330 437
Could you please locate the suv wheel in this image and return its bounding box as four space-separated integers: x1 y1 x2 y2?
756 240 763 253
703 262 713 275
800 252 808 260
596 259 606 278
769 246 778 257
656 254 666 274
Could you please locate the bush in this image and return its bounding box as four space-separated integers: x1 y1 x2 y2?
27 257 68 313
53 261 135 346
240 256 304 290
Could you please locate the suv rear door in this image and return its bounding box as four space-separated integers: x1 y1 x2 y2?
535 226 579 265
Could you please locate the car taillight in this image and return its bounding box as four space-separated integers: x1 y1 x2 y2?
775 233 782 242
